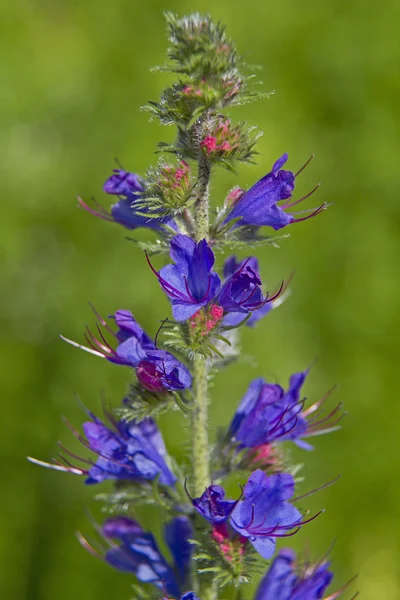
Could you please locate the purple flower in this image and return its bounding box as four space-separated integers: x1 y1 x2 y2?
82 414 177 486
191 470 308 560
224 154 325 231
229 371 342 451
78 168 175 231
104 169 143 196
180 594 200 600
219 256 283 327
255 548 336 600
28 413 177 486
231 470 304 559
101 515 193 597
191 484 239 524
62 309 192 391
148 235 221 321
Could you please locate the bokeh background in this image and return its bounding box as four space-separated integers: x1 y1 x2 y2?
2 0 400 598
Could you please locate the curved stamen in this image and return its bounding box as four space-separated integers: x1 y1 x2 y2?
77 196 114 222
89 303 119 339
294 154 314 177
198 274 212 304
145 252 188 301
238 282 259 307
281 183 320 210
76 532 104 558
246 280 285 310
323 575 358 600
154 318 169 349
291 203 327 224
84 329 112 356
57 441 95 466
57 454 89 474
302 385 337 417
95 322 115 352
292 476 340 503
248 510 323 536
183 276 197 302
183 478 194 502
306 404 344 433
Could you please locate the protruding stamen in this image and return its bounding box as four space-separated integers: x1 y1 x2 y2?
282 183 320 209
294 154 314 177
291 203 327 224
292 476 341 503
76 532 103 558
89 303 119 338
60 335 105 358
324 575 358 600
27 456 84 475
77 196 113 222
154 318 168 349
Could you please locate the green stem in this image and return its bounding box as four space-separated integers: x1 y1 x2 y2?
194 152 211 242
191 150 211 497
192 352 210 496
191 147 215 599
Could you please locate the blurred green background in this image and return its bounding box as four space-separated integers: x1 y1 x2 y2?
1 0 399 598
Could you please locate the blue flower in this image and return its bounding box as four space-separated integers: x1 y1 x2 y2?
219 256 283 327
63 309 192 391
102 515 193 597
191 484 239 524
28 412 177 486
224 154 325 231
229 371 342 452
135 349 193 392
191 470 308 561
255 548 336 600
148 235 221 321
78 168 175 231
230 470 303 559
83 414 177 486
104 169 143 196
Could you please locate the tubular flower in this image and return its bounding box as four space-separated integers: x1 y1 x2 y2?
229 371 342 451
82 414 177 485
62 308 192 391
191 484 239 524
99 515 193 597
190 470 309 560
148 235 221 321
255 548 347 600
224 153 325 231
219 256 284 327
28 413 177 486
78 168 175 231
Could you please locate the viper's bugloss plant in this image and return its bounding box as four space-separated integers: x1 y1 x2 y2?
28 12 357 600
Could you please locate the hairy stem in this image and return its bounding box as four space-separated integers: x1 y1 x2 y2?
191 150 211 497
191 146 216 599
192 352 210 496
194 152 211 242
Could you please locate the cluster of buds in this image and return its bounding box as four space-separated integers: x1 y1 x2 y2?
189 304 224 339
140 159 194 217
181 76 242 106
159 160 191 193
198 117 260 168
200 118 239 155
